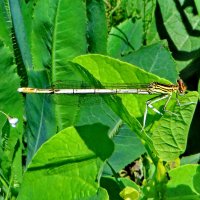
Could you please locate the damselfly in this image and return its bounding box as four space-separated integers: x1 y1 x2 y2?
18 79 187 129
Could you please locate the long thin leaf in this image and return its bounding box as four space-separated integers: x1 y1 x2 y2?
31 0 87 75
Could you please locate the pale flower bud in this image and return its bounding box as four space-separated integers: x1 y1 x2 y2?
8 117 18 127
0 110 18 128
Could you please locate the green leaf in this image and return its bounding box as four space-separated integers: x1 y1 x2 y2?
158 0 200 52
73 54 198 160
147 1 200 73
18 0 34 44
0 1 12 49
100 176 123 200
0 1 30 86
181 153 200 165
31 0 87 74
108 18 143 57
72 54 166 156
194 0 200 16
50 61 123 130
49 58 145 170
166 164 200 199
107 1 156 54
30 1 89 134
73 54 171 120
105 123 145 174
122 42 178 82
183 3 200 31
130 0 156 35
25 70 56 164
10 0 32 68
108 20 178 82
1 121 12 177
17 124 113 200
0 40 23 196
151 91 198 161
86 0 107 54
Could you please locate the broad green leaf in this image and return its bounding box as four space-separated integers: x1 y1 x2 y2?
166 164 200 199
17 125 113 200
104 123 145 174
50 60 140 167
25 70 56 164
0 40 23 195
108 18 143 58
195 0 200 15
86 0 107 54
158 0 200 52
51 61 145 172
151 91 198 161
31 0 87 74
49 61 124 130
72 54 166 155
122 42 178 83
73 54 198 160
31 1 88 135
147 1 200 73
108 17 178 81
73 54 171 120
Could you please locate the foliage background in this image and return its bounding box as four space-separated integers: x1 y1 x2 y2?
0 0 199 199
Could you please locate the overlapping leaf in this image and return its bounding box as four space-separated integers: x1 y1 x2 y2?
151 91 198 161
166 164 200 199
158 0 200 52
73 54 198 160
17 125 113 200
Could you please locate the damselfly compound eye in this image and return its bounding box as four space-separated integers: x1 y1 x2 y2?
177 79 187 94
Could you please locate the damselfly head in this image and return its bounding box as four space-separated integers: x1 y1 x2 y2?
177 79 187 94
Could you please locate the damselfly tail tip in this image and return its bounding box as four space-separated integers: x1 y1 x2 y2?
17 88 24 93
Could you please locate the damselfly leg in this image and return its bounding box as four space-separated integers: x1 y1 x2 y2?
142 94 170 130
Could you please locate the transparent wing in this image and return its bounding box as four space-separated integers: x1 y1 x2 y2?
52 80 150 89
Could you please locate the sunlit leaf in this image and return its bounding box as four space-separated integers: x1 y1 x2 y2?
151 92 198 161
32 0 87 72
166 164 200 199
17 125 113 200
